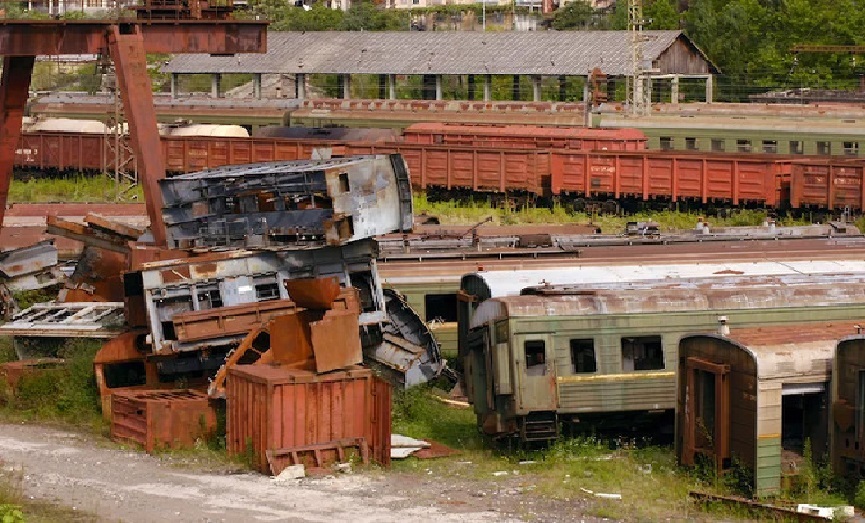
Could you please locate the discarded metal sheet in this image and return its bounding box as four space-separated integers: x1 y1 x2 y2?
158 155 413 250
284 277 342 309
47 216 131 255
0 302 125 338
110 389 216 453
309 309 363 373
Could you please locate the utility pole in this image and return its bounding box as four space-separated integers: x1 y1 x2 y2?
628 0 648 115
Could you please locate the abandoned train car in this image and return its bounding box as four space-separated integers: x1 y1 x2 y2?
460 272 865 442
677 322 864 497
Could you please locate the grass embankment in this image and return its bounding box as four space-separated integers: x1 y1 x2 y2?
9 176 143 203
0 337 103 430
392 385 852 522
414 194 836 233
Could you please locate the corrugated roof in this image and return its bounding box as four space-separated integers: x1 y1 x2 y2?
461 259 865 301
162 30 713 76
469 275 865 328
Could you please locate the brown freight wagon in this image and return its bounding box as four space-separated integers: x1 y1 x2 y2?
16 132 107 172
161 136 349 173
551 150 792 206
788 159 865 211
347 142 550 194
226 364 391 475
403 122 647 151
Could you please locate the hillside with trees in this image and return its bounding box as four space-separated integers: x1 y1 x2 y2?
249 0 865 100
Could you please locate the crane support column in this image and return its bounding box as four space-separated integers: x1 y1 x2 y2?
107 25 167 245
0 56 35 228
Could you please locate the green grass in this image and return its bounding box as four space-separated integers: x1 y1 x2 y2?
9 176 143 203
413 193 813 232
0 337 105 431
391 387 853 522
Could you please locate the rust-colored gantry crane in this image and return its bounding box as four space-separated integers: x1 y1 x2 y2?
0 0 267 245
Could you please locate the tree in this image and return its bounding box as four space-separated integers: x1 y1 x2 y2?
551 0 598 30
342 0 409 31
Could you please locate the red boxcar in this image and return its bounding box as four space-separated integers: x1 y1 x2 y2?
551 150 791 206
789 159 865 211
403 122 647 151
347 142 549 194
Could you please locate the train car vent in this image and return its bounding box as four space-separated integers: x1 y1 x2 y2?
844 119 857 123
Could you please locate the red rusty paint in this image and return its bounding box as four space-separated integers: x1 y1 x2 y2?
789 159 865 211
403 122 646 151
226 365 391 474
110 389 216 453
0 21 266 56
0 56 34 231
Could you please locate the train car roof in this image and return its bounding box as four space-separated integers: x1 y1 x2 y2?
469 273 865 328
460 259 865 302
681 322 865 381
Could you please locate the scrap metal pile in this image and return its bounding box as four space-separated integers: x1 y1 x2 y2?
1 155 442 460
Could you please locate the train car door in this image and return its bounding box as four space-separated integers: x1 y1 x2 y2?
515 334 557 412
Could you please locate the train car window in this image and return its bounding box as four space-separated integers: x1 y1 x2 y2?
817 141 831 155
524 340 546 376
425 293 458 323
621 336 664 371
338 173 350 192
711 139 725 152
659 137 673 150
736 140 752 153
685 137 698 150
844 142 860 156
762 140 778 154
790 141 804 155
570 339 596 373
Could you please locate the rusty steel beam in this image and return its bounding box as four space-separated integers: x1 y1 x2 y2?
108 25 167 245
0 21 266 56
0 56 34 233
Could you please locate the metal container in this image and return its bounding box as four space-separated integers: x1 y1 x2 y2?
789 159 865 211
551 150 789 206
110 389 216 453
226 364 390 474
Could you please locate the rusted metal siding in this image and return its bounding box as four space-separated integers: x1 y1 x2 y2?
110 389 217 453
789 160 865 211
831 337 865 482
550 151 786 205
403 123 647 151
226 365 389 474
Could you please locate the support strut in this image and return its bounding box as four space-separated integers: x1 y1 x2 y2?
0 56 35 230
107 25 167 245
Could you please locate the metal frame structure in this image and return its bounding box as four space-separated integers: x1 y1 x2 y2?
0 11 266 245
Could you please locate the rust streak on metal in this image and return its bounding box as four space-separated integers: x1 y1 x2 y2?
0 56 34 231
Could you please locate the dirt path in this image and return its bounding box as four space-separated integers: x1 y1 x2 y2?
0 423 614 522
0 423 539 523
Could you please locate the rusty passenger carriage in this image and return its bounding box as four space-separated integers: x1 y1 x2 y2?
458 265 865 442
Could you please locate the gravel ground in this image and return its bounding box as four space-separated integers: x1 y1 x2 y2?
0 422 609 523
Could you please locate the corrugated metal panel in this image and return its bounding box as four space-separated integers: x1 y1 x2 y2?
110 389 216 453
226 365 388 474
755 436 782 496
471 273 865 327
161 30 705 76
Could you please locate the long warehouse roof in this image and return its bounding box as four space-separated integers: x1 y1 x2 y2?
162 30 717 76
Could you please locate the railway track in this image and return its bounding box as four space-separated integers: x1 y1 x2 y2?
377 237 865 280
